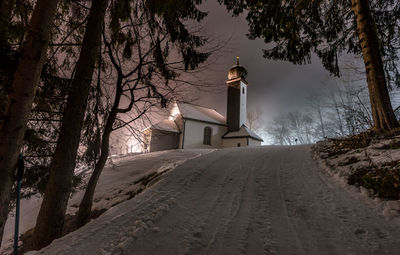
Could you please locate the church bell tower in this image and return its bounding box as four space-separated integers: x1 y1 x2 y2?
226 57 248 132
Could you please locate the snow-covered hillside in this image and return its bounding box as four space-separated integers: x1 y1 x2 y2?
1 149 211 254
25 146 400 255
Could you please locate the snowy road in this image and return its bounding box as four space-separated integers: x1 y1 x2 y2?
31 146 400 255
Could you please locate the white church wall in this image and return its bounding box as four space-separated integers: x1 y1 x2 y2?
222 138 248 148
183 120 227 149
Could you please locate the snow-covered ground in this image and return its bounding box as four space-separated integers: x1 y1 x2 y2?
314 136 400 177
313 136 400 215
26 146 400 255
1 149 211 254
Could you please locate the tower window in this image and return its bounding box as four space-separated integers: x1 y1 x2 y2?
242 87 245 94
203 126 212 145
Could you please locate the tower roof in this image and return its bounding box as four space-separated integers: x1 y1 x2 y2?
227 57 248 81
222 125 264 142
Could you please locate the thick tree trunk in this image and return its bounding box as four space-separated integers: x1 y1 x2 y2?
30 0 109 249
351 0 399 131
77 84 121 227
0 0 59 247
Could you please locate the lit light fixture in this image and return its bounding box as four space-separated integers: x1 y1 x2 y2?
169 102 180 120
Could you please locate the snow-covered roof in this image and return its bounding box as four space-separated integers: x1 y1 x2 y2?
176 103 226 125
150 119 180 133
223 125 263 141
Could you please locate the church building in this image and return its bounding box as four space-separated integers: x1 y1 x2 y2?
142 58 263 152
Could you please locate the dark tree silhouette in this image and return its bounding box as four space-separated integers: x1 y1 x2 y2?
0 0 61 245
31 0 110 249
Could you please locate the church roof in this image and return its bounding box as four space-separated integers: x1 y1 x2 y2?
150 119 180 133
177 103 226 125
222 125 263 142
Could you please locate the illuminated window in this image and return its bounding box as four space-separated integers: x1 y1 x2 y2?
203 126 212 145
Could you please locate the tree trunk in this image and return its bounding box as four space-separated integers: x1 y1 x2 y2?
0 0 59 246
77 81 122 228
0 0 15 51
30 0 109 249
0 0 16 123
351 0 399 131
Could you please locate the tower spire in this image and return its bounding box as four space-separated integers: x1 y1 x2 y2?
236 56 240 65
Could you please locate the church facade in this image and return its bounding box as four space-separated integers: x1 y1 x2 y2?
142 59 263 152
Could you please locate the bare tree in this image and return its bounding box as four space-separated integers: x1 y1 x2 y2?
307 92 327 140
267 116 293 145
267 111 317 145
246 108 263 131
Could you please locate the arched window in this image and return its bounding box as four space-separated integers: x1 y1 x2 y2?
242 87 245 94
203 126 212 145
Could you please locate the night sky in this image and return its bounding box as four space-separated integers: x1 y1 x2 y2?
195 1 342 129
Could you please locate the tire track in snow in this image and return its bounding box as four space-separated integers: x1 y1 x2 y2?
181 154 237 254
125 150 242 255
262 150 307 255
218 164 254 255
181 150 269 255
201 157 252 254
209 164 252 255
101 162 209 254
220 154 279 255
251 170 278 255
